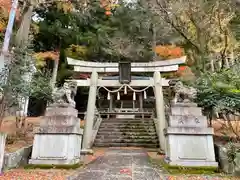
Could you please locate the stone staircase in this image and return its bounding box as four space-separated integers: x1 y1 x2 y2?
94 118 159 148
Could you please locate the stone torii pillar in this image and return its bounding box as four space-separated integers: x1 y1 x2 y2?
154 71 166 152
82 70 98 154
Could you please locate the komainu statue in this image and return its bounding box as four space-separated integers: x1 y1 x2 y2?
171 81 197 103
52 81 77 107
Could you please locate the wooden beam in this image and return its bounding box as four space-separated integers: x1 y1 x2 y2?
73 65 179 73
66 78 170 87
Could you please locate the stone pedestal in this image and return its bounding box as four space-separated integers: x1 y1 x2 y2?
165 102 218 167
0 133 6 173
29 104 83 165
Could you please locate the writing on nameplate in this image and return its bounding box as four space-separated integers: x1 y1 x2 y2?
194 117 200 124
178 116 184 124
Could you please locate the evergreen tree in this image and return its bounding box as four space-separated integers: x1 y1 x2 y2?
32 0 173 62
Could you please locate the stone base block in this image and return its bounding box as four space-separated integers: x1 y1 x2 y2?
45 105 78 117
29 133 82 165
165 127 214 135
171 102 198 107
165 134 217 167
40 116 80 126
4 145 32 170
171 106 202 116
165 159 218 167
37 126 83 134
29 158 80 165
168 115 207 127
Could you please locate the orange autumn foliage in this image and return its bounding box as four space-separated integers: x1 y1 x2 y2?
155 45 184 59
0 0 20 18
176 66 196 81
178 66 187 72
100 0 116 8
34 51 59 68
34 51 59 61
100 0 119 15
57 1 74 14
105 11 112 15
0 0 20 32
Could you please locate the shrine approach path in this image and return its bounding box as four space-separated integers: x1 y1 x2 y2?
67 148 166 180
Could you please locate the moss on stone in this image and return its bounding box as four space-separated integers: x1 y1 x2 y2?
24 163 83 170
150 158 219 175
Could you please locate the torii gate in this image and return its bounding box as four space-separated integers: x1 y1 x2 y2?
66 56 186 153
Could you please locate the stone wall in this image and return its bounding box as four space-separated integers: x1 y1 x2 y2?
215 144 240 176
3 145 32 170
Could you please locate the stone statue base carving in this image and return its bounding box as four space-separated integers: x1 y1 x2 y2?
164 102 218 167
29 103 83 165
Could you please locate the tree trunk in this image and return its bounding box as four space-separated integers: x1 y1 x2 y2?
15 5 33 48
224 58 230 69
223 113 240 140
50 60 59 89
210 54 215 72
0 98 7 129
152 23 157 61
229 49 235 66
218 60 222 70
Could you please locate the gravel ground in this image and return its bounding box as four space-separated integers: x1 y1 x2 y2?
165 175 239 180
0 169 74 180
0 148 238 180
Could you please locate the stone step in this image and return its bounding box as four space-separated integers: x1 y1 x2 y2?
95 118 158 148
99 124 155 129
97 131 157 136
96 133 158 139
101 121 155 125
95 138 158 143
97 128 156 132
101 120 155 124
94 142 159 148
103 118 153 120
102 119 154 123
96 135 158 141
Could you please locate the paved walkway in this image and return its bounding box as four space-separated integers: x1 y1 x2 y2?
68 148 167 180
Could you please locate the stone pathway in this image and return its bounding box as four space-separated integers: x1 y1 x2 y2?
68 148 167 180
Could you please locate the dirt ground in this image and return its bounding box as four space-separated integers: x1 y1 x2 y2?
1 116 41 153
211 119 240 143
